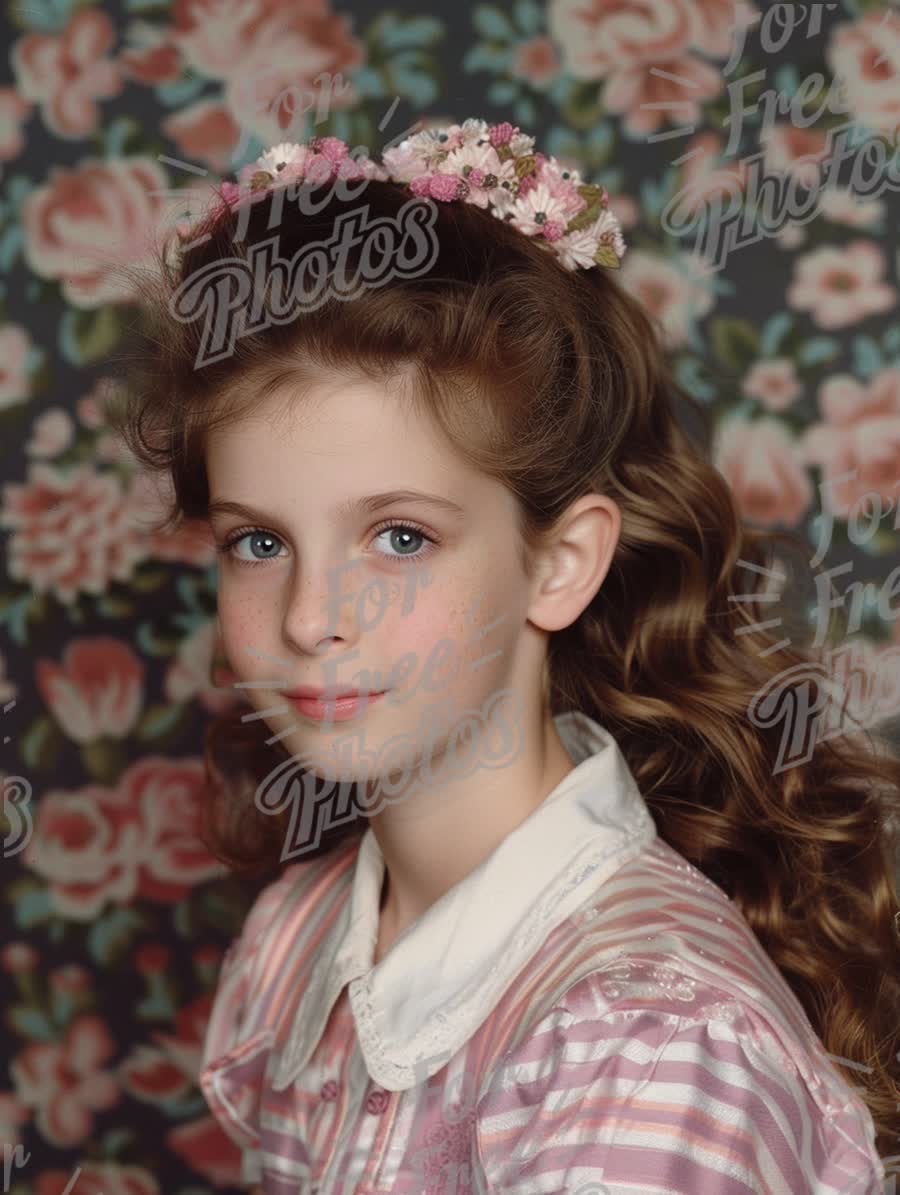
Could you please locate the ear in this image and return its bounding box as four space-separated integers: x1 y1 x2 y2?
526 494 621 633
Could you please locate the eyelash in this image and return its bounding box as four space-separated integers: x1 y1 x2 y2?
216 519 439 569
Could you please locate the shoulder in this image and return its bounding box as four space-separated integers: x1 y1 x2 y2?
474 957 885 1194
475 977 886 1193
522 836 820 1053
471 836 886 1193
477 837 795 1076
510 835 880 1118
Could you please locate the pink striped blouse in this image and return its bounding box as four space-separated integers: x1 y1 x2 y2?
199 710 886 1194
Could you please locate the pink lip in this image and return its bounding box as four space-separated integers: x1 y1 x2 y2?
284 686 372 700
285 690 386 723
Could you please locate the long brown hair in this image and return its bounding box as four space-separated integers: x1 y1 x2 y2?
105 171 900 1156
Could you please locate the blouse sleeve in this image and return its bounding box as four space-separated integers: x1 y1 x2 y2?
474 974 885 1195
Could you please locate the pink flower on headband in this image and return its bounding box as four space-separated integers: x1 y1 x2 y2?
181 118 627 272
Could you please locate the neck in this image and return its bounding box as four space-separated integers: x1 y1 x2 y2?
369 702 575 953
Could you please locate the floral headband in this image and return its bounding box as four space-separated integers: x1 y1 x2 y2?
206 117 626 273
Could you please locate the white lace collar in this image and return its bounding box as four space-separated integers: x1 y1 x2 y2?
271 709 657 1092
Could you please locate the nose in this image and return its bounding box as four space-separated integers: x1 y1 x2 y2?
281 556 361 654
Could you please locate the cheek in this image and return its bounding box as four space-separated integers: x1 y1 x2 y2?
376 593 445 673
217 595 268 677
376 578 506 691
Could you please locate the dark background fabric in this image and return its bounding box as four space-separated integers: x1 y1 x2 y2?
1 0 898 1187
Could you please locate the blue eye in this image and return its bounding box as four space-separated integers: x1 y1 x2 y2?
216 521 439 569
370 521 438 563
217 528 286 567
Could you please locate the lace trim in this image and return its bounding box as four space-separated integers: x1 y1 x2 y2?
352 801 656 1084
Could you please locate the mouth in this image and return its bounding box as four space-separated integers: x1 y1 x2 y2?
283 688 387 722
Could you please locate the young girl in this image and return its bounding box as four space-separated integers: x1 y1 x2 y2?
109 117 900 1194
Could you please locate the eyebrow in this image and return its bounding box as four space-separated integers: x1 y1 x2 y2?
207 489 467 523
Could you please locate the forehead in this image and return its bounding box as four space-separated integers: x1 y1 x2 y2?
205 375 493 510
209 374 432 455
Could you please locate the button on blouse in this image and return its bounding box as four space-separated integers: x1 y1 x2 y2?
364 1087 389 1115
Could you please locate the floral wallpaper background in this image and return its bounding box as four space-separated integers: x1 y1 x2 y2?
0 0 899 1189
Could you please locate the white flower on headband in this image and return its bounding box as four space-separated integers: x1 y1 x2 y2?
257 142 310 177
195 118 627 272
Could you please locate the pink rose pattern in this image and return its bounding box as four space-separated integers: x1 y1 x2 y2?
2 0 898 1186
12 9 123 139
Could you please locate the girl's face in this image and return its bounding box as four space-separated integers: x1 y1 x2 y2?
206 373 545 792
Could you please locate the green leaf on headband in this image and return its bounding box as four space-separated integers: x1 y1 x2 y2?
567 207 600 234
514 154 536 180
578 183 605 202
593 246 621 269
567 185 606 233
